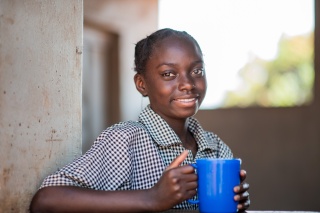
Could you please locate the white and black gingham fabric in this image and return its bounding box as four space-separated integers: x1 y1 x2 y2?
40 105 233 209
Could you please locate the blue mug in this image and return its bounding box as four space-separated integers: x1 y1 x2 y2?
188 158 241 213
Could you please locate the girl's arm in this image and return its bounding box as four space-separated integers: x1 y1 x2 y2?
30 186 157 213
30 151 197 213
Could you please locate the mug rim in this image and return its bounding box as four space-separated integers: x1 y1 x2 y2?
195 158 242 163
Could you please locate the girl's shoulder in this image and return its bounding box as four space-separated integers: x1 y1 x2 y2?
106 120 148 133
96 120 149 141
203 130 222 143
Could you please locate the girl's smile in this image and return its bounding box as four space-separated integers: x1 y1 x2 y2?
172 96 199 106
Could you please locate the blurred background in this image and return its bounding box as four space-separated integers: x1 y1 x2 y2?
0 0 319 212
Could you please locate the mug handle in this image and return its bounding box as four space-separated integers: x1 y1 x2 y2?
187 163 199 204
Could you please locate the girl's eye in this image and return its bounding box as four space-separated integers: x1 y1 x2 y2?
192 68 205 76
161 72 176 78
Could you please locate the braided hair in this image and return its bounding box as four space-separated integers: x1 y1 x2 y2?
134 28 203 75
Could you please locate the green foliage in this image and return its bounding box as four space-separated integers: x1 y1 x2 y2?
223 32 314 108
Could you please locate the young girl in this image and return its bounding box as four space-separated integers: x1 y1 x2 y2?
30 28 250 212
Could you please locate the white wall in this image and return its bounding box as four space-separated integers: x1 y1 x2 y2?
0 1 83 212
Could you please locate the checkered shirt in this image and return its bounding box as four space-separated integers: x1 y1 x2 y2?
40 105 233 209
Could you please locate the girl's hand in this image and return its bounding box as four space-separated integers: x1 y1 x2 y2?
148 150 197 212
234 170 250 211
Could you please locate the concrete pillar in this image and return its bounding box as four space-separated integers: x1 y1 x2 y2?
0 1 83 212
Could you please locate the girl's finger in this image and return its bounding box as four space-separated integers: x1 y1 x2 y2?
166 150 188 171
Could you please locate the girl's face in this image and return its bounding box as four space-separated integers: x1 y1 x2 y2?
137 36 207 121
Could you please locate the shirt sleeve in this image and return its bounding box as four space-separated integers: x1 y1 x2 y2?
40 126 133 191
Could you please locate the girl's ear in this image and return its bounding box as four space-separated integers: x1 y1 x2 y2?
134 73 148 97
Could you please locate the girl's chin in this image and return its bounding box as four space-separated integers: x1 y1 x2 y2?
175 107 199 118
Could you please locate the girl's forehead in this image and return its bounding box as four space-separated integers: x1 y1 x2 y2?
145 36 203 72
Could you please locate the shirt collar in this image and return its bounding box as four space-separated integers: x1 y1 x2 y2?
138 105 217 151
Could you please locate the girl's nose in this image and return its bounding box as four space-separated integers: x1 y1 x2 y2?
178 74 195 91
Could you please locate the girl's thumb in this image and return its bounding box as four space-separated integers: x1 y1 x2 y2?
166 150 188 171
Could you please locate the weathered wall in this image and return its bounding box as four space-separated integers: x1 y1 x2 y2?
0 1 83 212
